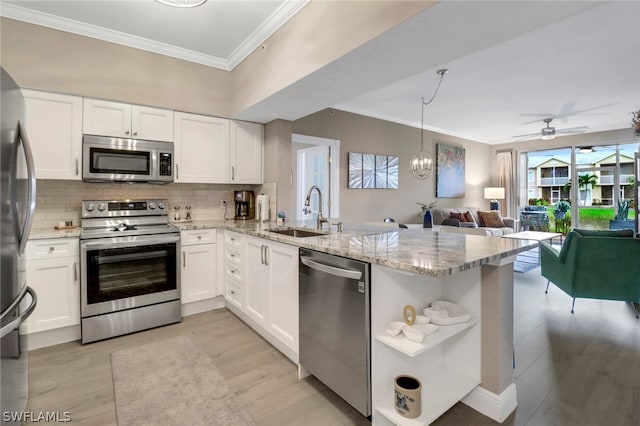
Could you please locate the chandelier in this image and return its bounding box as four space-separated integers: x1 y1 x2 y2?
155 0 207 8
409 69 448 180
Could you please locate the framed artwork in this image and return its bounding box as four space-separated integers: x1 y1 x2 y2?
436 143 465 197
348 152 398 189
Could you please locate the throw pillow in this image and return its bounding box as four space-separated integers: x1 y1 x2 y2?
449 212 466 222
463 211 475 223
478 211 506 228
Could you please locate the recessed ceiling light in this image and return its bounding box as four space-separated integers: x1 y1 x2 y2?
155 0 207 8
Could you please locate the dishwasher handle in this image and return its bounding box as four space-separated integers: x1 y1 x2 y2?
300 256 362 280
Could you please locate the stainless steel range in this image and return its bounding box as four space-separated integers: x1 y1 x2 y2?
80 199 181 343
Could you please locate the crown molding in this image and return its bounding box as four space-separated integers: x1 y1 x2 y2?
1 1 310 71
226 0 310 69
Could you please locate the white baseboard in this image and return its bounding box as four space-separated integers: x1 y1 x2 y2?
25 325 81 351
225 302 298 364
181 296 225 317
461 383 517 423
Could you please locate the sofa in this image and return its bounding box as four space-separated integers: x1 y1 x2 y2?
431 207 517 237
540 228 640 317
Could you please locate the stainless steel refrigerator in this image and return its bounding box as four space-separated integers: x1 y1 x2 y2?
0 67 38 423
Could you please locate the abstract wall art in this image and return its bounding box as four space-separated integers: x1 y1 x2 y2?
436 143 465 197
348 152 398 189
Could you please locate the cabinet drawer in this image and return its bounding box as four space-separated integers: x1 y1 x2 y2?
181 229 216 245
225 281 243 309
225 247 242 265
224 232 243 248
225 263 243 284
25 239 79 259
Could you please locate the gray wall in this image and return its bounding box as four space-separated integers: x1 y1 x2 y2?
293 109 493 224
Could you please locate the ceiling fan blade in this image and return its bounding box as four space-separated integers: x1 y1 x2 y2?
555 126 589 134
511 131 540 138
519 103 618 125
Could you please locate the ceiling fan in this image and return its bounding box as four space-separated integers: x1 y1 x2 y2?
513 118 588 140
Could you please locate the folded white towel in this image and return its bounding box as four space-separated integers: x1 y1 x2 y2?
423 300 470 325
385 321 439 342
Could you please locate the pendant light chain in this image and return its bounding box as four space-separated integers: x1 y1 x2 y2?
410 69 448 180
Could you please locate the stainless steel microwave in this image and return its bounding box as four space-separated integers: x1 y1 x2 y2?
82 135 173 184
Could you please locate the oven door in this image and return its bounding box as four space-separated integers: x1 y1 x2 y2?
80 233 180 317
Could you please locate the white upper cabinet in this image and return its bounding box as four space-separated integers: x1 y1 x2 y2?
174 112 230 183
131 105 175 142
83 98 173 142
230 120 263 184
22 89 83 180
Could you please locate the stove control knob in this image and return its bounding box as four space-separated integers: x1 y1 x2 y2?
97 203 106 212
85 203 95 212
148 202 156 210
158 202 166 210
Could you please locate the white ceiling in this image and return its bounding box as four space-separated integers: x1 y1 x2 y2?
2 0 308 70
3 0 639 145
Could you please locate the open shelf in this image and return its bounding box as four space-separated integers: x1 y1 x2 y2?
375 318 478 357
375 364 480 426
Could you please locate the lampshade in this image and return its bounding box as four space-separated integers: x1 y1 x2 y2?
484 187 505 200
155 0 207 7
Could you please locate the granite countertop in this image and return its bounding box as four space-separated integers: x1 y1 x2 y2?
29 220 536 277
29 227 81 240
176 220 537 277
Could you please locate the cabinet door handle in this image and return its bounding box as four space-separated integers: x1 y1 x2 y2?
74 262 78 282
176 164 179 180
231 166 235 181
261 245 265 265
133 131 138 136
75 159 79 176
125 130 130 135
230 290 236 295
290 169 294 189
48 247 55 253
264 246 269 266
182 251 186 267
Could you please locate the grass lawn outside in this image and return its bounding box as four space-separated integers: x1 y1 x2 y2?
546 206 636 231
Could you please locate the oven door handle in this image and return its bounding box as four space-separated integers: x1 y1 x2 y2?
81 234 180 250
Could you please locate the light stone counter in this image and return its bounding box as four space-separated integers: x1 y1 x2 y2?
29 227 81 240
174 220 536 278
28 220 536 277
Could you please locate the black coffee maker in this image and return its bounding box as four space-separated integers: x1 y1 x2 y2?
234 190 255 220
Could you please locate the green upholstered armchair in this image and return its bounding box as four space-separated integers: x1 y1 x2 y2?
540 229 640 317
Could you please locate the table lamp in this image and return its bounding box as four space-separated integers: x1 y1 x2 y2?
484 187 505 211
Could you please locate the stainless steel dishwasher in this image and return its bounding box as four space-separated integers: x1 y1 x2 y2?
299 248 371 417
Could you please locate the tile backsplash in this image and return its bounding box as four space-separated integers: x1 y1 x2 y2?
33 180 275 229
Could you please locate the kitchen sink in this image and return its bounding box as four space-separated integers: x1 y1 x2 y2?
267 228 327 238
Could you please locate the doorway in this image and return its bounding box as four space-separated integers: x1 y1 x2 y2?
291 134 340 222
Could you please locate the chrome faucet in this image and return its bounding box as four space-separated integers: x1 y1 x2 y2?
304 185 329 230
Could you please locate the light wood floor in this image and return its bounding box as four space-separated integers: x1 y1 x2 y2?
25 269 640 426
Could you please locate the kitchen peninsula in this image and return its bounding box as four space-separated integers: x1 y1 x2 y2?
181 220 536 425
29 220 535 425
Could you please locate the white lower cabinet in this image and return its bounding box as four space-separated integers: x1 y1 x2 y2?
223 231 245 310
180 230 217 304
225 231 299 361
21 239 80 334
370 265 481 426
